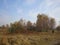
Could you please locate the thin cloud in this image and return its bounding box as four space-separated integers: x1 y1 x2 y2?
3 0 8 9
0 10 11 26
17 8 23 14
24 0 36 5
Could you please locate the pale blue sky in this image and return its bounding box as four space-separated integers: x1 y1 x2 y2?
0 0 60 26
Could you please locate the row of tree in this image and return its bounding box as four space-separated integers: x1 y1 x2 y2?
0 14 60 34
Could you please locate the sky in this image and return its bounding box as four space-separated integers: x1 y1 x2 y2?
0 0 60 26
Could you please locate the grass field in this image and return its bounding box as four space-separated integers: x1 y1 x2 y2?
0 32 60 45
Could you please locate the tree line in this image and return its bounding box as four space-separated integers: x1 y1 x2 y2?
0 14 60 34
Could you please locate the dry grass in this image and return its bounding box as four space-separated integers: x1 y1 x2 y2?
0 32 60 45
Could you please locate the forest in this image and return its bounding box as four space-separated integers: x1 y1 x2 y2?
0 14 60 34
